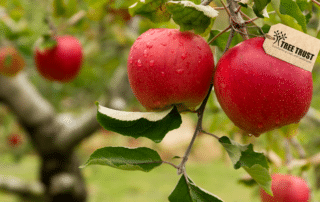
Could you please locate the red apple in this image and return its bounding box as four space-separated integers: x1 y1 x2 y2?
214 37 313 136
260 173 310 202
127 28 214 111
34 35 83 82
0 46 25 77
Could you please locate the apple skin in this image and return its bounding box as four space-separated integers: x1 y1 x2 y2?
214 37 313 136
260 174 310 202
0 46 25 77
34 35 83 82
127 28 214 111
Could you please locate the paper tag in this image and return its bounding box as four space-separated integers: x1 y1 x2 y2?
263 23 320 72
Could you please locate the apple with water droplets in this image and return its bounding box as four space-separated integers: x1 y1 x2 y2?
260 173 310 202
127 28 214 111
214 37 313 136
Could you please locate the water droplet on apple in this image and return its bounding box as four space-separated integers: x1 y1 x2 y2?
137 59 142 67
146 42 153 49
161 71 165 77
181 53 186 60
129 57 133 64
149 30 155 35
248 133 253 137
161 42 167 46
143 49 148 57
149 60 155 67
176 69 184 75
179 41 183 46
197 45 201 50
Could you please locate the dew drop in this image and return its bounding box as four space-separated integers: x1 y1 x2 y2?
137 59 142 67
143 49 148 57
149 60 155 67
146 42 153 49
161 71 165 77
248 134 253 137
197 45 201 50
181 53 186 60
161 42 167 46
129 57 133 64
149 30 155 35
176 69 184 75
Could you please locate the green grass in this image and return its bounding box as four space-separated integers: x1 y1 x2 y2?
0 153 261 202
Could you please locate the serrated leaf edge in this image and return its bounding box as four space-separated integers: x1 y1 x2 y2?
168 1 219 18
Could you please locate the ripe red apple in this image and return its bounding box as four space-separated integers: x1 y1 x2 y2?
260 173 310 202
34 35 83 82
0 46 25 77
7 134 23 147
214 37 313 136
127 28 214 111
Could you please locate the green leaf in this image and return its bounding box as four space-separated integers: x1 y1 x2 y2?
169 175 223 202
219 136 272 195
66 0 78 17
129 0 171 23
279 0 307 32
36 34 58 52
85 0 111 9
53 0 67 17
296 0 310 12
96 104 182 143
80 147 162 171
166 1 218 35
253 0 271 18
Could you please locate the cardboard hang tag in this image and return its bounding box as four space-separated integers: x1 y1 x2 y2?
263 23 320 72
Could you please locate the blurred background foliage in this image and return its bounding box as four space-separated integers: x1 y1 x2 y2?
1 0 320 201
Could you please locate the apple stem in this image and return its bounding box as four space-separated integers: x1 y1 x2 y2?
177 85 213 175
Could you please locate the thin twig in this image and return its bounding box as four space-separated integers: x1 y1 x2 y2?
223 28 235 53
312 0 320 7
202 130 220 140
162 161 179 169
214 7 227 10
177 84 213 175
208 25 231 44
